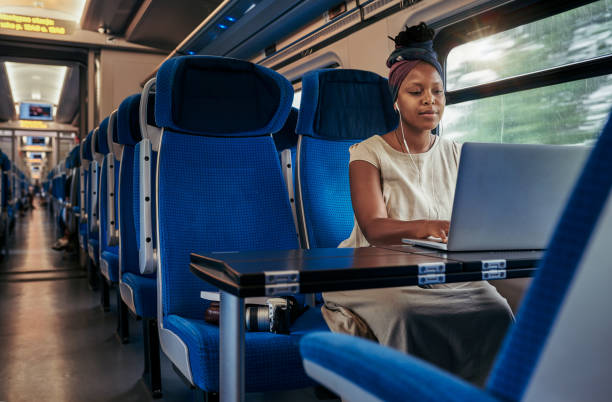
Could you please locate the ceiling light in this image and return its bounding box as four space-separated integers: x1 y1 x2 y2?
245 3 256 14
5 62 68 111
75 0 87 24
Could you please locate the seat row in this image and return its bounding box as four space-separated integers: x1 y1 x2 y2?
46 56 400 399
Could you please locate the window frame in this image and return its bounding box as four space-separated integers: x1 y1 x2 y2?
434 0 612 106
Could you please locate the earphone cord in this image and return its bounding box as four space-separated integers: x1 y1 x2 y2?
398 114 440 220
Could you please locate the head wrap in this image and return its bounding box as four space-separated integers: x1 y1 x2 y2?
386 39 443 101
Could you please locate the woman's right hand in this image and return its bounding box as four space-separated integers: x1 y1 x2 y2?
423 220 450 243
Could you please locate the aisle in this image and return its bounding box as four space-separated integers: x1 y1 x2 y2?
0 205 153 401
0 204 326 402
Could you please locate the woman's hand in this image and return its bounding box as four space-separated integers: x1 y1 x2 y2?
423 220 450 243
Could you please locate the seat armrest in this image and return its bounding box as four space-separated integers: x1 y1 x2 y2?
138 138 157 274
106 154 118 246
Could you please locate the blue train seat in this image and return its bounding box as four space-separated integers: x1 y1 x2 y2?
295 69 398 248
79 131 93 255
154 55 328 395
88 124 104 267
300 111 612 402
86 126 102 289
65 145 81 235
120 85 162 398
115 91 163 397
98 112 121 310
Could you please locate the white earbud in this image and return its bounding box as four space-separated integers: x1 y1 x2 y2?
394 101 399 112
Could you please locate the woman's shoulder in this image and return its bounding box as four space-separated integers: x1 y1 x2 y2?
348 135 388 168
350 134 386 151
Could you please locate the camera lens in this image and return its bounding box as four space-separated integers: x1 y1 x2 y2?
245 305 269 332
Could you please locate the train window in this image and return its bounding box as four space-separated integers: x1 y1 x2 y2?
442 73 610 145
292 90 302 109
446 0 612 91
439 0 612 145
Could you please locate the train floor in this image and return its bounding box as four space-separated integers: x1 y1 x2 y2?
0 202 327 402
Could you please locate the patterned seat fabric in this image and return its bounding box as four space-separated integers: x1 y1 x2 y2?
155 55 328 392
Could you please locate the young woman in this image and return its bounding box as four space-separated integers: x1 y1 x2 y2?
322 22 514 385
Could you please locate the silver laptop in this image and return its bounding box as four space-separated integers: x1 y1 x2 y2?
403 143 590 251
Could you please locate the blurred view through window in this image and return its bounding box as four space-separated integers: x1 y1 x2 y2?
442 0 612 145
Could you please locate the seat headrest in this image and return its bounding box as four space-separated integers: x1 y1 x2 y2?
273 107 299 151
296 69 398 140
97 117 110 154
112 110 119 144
65 145 80 168
0 152 8 171
117 94 142 146
155 55 293 136
82 130 94 161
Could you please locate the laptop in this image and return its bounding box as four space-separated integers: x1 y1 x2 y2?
402 143 590 251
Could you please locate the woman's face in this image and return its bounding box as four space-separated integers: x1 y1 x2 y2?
395 62 445 133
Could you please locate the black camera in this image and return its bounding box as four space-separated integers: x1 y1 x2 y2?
245 297 301 334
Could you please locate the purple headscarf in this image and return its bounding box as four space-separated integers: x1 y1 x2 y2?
387 39 443 100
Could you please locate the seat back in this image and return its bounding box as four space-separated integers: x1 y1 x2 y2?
97 115 118 256
116 94 145 279
487 112 612 401
295 69 398 248
80 131 93 249
89 127 101 237
104 111 121 246
155 55 298 319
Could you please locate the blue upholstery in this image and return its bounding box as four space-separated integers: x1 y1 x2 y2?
166 308 329 392
272 107 299 152
117 94 141 146
121 273 156 318
97 117 110 154
101 250 119 282
156 56 292 136
296 69 397 140
300 110 612 401
296 69 398 248
158 133 298 318
82 131 93 161
116 94 156 318
301 333 495 402
155 56 326 392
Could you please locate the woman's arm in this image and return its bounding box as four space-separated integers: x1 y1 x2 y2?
350 160 449 246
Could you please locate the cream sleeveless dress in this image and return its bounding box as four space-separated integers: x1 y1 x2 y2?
323 135 514 385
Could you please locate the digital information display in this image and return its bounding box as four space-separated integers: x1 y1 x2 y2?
0 13 73 35
20 103 53 121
